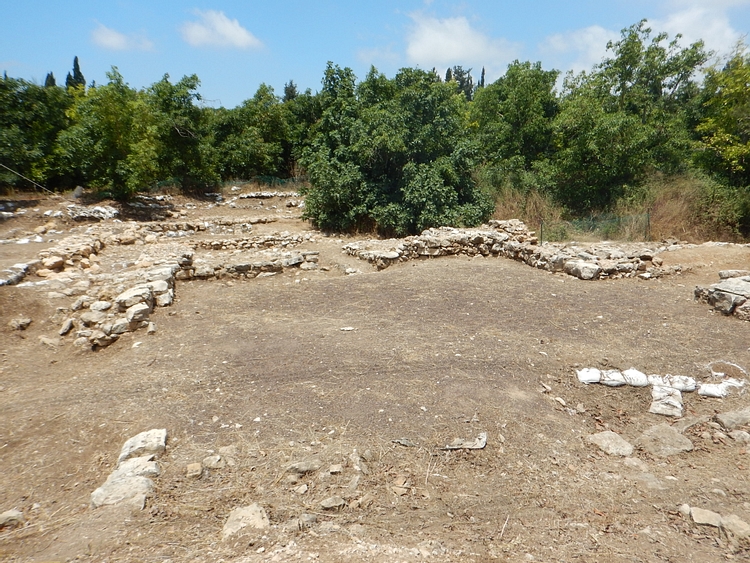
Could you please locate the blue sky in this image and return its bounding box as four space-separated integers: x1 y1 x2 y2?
2 1 750 108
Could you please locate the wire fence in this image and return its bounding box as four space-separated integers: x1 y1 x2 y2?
231 176 308 188
539 212 650 243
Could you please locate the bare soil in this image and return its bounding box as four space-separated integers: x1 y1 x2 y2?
1 191 750 562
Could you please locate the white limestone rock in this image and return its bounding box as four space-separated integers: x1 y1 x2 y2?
117 429 167 467
222 504 270 539
587 431 634 456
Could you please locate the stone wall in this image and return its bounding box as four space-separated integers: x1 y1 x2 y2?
695 271 750 321
343 220 673 280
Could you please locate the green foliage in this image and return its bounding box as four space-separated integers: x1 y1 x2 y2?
145 73 217 191
283 88 322 174
210 84 290 179
3 22 750 239
695 47 750 188
0 75 72 188
57 69 216 199
549 20 708 211
56 68 141 198
471 60 559 194
283 80 298 102
446 65 474 101
301 64 493 235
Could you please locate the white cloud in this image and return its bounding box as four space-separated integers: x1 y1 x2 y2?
91 23 153 51
650 2 749 57
539 25 619 75
405 13 519 75
181 10 262 49
541 1 750 77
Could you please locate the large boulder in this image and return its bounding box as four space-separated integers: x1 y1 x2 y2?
563 260 602 280
115 287 153 311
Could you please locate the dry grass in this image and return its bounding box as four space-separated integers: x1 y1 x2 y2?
489 172 748 244
491 187 563 228
617 173 745 243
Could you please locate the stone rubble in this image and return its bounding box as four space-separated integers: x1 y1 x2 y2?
238 191 301 199
695 272 750 321
636 424 694 457
715 407 750 430
682 505 750 538
343 220 695 280
67 204 119 221
91 429 167 509
8 317 32 330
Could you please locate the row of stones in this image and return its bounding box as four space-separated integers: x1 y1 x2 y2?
183 250 321 280
0 235 107 285
92 216 278 247
694 271 750 321
188 231 319 252
344 219 666 280
0 219 292 286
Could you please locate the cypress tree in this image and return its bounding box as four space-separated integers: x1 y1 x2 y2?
44 72 56 87
450 66 473 101
479 67 486 89
65 56 85 89
283 80 298 102
445 67 453 82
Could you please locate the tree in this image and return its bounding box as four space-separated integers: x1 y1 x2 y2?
283 87 322 174
57 68 140 198
447 66 474 101
283 80 298 102
695 46 750 186
478 67 486 89
472 61 559 173
445 67 453 83
0 76 72 188
57 68 217 198
144 73 218 191
550 21 708 211
301 64 492 235
44 72 56 88
65 56 85 90
211 84 290 179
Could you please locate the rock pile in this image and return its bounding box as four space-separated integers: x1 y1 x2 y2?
37 234 104 273
694 271 750 321
64 253 190 348
91 429 167 509
680 505 750 539
67 204 119 221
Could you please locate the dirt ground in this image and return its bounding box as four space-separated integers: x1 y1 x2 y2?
1 190 750 562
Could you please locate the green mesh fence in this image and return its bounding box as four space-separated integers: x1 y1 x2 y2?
229 176 307 188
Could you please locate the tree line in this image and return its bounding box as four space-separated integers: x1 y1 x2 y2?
2 21 750 237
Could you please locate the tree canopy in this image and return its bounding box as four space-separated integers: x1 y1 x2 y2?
3 20 750 236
